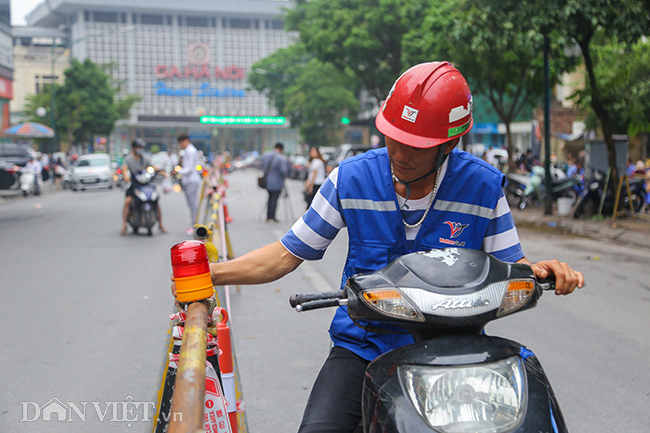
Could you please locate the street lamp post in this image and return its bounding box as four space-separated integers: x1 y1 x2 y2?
543 35 553 215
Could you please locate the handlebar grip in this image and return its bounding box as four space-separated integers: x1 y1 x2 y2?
289 291 344 308
538 277 556 291
296 299 341 312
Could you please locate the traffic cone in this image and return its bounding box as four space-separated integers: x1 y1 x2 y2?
216 308 238 433
223 192 233 223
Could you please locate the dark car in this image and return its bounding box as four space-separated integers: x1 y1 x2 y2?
0 143 32 189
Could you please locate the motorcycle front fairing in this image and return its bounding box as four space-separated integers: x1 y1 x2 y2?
341 248 566 432
344 248 540 341
362 335 568 433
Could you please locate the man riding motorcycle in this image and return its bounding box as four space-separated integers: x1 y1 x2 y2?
171 62 584 432
121 138 167 235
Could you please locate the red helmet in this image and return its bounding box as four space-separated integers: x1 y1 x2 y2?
375 62 473 148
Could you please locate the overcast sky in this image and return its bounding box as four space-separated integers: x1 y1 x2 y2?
11 0 41 26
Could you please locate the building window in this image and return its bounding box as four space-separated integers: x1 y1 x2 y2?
230 18 251 29
186 16 208 27
121 13 127 23
271 19 284 30
35 75 58 93
167 15 173 25
94 12 118 23
84 11 91 21
141 14 163 25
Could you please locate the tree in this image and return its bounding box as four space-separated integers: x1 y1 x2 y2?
405 0 574 171
573 34 650 138
23 59 140 149
249 44 359 146
286 0 429 100
553 0 650 183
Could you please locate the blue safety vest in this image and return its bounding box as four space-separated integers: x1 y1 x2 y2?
330 147 506 361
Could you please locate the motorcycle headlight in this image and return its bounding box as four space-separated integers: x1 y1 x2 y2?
588 182 599 191
360 289 424 322
400 356 527 433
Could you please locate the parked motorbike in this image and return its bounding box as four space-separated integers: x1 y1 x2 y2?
127 167 162 236
515 166 580 210
290 248 567 433
505 172 531 207
573 169 646 218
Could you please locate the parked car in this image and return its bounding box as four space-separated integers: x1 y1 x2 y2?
70 153 115 191
0 143 32 190
326 144 374 172
289 154 309 180
231 153 260 170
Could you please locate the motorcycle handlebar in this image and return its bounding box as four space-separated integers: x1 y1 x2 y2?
289 291 345 308
538 278 556 292
295 299 344 312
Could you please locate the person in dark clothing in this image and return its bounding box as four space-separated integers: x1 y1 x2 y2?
260 142 289 222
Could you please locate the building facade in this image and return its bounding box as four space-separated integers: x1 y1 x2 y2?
0 0 12 136
11 26 69 125
25 0 299 155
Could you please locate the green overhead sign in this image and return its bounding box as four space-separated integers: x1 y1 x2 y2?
200 116 287 126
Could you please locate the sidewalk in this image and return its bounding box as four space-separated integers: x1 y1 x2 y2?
511 202 650 250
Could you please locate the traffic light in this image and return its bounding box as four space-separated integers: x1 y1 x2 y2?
340 117 351 125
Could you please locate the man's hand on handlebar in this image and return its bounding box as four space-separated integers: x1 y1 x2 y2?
530 260 584 296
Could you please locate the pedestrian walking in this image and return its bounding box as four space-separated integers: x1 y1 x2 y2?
261 142 289 222
175 134 202 234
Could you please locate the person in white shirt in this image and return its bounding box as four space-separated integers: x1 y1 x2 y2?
303 147 326 209
24 155 43 195
175 134 202 235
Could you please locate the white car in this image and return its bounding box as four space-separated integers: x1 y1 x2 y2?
70 154 114 191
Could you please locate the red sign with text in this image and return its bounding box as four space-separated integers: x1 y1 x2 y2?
155 65 244 80
0 77 12 100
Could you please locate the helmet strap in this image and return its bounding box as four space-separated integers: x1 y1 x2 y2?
392 143 448 210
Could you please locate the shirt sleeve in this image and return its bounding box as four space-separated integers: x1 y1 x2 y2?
280 168 346 260
482 190 525 263
180 148 195 175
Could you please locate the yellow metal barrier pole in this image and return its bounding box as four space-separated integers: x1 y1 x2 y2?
168 301 209 433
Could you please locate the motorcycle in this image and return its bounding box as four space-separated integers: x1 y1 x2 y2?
127 166 162 236
516 166 580 210
290 248 567 433
17 167 39 197
573 169 646 219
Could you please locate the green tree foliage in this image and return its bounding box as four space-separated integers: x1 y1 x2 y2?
573 34 650 137
249 44 359 146
23 59 140 148
405 0 574 171
286 0 429 100
553 0 650 182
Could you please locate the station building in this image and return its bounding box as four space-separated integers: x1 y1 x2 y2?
24 0 299 155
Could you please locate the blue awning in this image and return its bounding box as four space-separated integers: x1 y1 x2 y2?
470 123 498 134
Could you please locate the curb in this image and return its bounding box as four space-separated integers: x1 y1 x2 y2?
512 206 650 251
